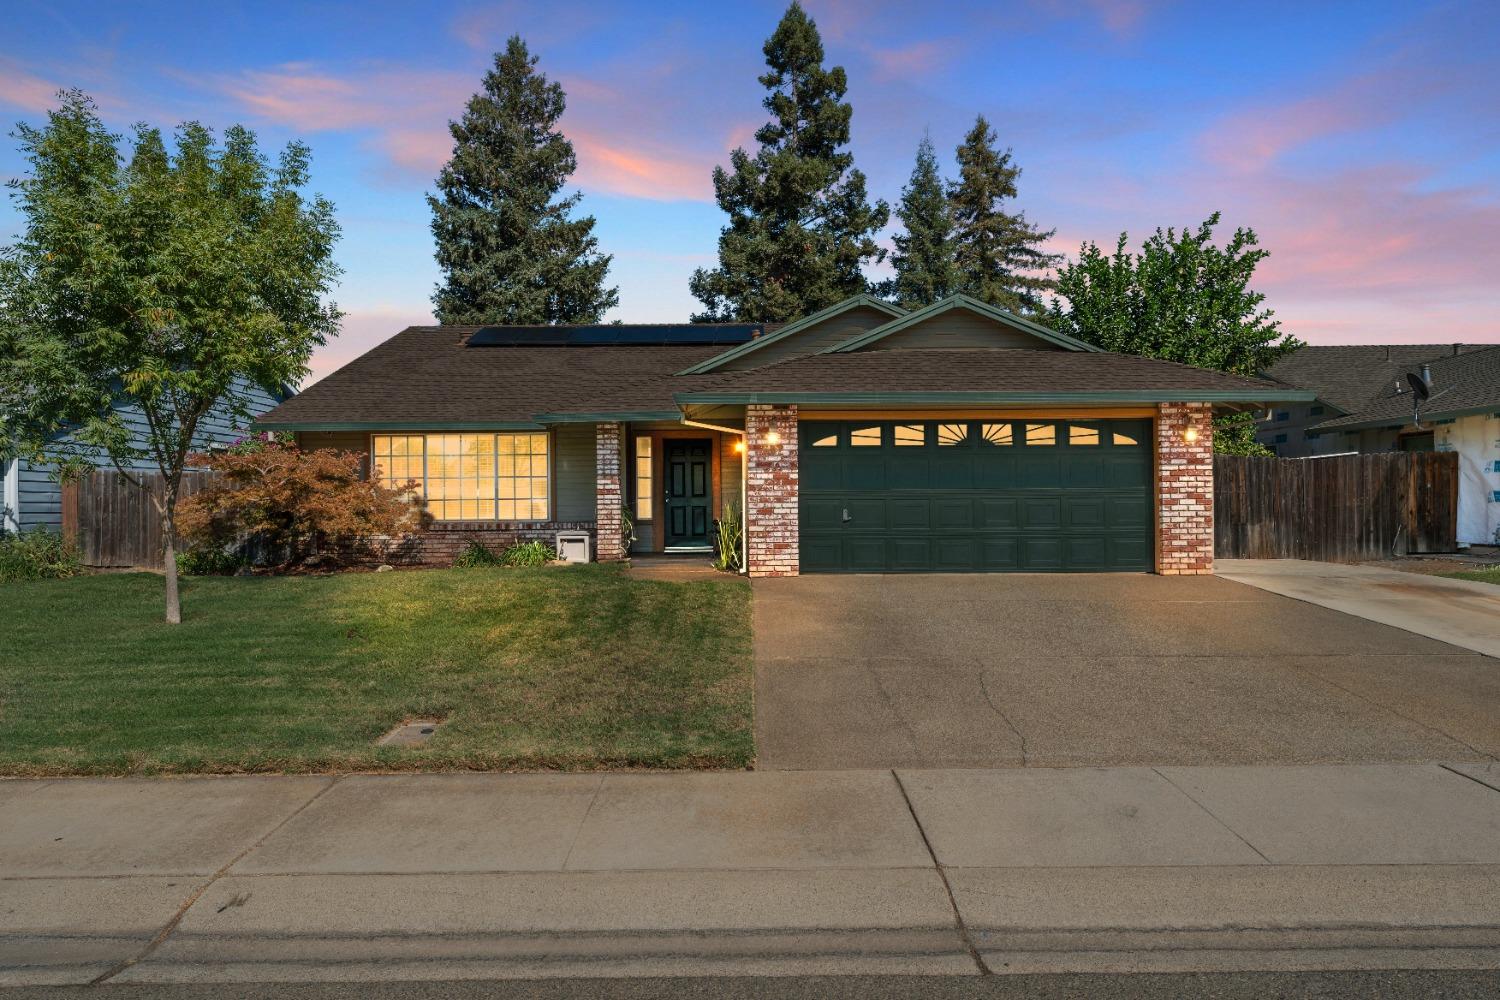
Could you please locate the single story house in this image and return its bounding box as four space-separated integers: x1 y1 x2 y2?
2 377 290 535
1286 345 1499 548
1257 344 1489 458
256 293 1310 576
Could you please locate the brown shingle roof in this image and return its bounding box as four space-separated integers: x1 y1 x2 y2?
678 348 1294 399
1264 344 1487 413
1311 344 1500 430
259 327 732 427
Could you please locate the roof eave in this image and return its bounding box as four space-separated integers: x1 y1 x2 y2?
673 390 1316 406
254 419 549 432
1312 400 1500 432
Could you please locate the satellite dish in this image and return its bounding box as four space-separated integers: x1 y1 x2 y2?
1406 371 1430 401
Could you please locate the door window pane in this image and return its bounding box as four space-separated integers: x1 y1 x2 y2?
1069 425 1101 446
893 424 925 446
937 423 970 446
635 437 653 521
980 423 1013 446
850 425 882 446
1024 423 1056 446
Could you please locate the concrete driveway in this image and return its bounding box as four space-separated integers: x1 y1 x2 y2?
753 574 1500 769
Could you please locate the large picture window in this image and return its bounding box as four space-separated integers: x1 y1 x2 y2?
371 432 549 521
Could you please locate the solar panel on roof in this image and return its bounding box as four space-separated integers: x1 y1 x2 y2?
465 324 762 347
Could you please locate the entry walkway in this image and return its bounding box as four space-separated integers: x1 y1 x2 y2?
1218 559 1500 660
5 763 1500 985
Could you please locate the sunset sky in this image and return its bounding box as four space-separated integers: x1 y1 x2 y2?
3 0 1497 384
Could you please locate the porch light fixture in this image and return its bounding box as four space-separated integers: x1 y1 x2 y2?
764 431 782 445
1183 426 1199 443
733 440 746 454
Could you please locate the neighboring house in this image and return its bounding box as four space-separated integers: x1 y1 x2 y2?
1 377 291 534
256 293 1309 577
1257 345 1488 458
1274 345 1499 548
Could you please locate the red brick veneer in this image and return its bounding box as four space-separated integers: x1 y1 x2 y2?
746 404 799 577
1156 402 1215 575
595 421 626 562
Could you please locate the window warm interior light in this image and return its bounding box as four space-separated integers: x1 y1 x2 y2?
1183 426 1199 443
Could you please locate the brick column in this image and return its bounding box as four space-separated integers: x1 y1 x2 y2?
595 422 626 562
746 404 799 577
1156 402 1215 575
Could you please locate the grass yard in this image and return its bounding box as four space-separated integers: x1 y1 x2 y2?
0 565 753 775
1444 567 1500 586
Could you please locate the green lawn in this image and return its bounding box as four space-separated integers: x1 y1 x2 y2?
0 565 753 775
1444 567 1500 587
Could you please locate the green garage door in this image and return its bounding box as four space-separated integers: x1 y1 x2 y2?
799 419 1153 573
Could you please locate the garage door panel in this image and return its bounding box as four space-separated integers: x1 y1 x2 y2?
933 498 973 531
890 537 931 570
1023 536 1063 569
979 537 1019 569
1065 535 1109 568
977 497 1019 529
1022 497 1062 528
798 419 1153 574
889 499 931 531
1063 453 1107 489
1063 496 1107 528
1110 495 1150 529
801 498 844 531
845 537 887 571
887 457 931 489
846 498 887 530
934 538 977 570
845 456 886 491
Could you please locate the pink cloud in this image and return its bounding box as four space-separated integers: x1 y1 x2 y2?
304 304 436 386
568 127 715 202
865 40 948 79
0 62 64 113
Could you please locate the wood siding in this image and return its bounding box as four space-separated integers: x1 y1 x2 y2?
1213 452 1459 561
14 378 285 531
864 312 1069 352
718 305 894 370
553 423 597 522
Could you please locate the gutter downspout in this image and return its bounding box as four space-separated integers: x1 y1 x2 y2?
680 417 748 575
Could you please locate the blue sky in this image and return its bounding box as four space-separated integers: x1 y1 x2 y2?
3 1 1497 383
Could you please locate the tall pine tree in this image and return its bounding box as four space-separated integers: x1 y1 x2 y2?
429 36 617 325
884 133 957 308
689 2 888 322
948 115 1059 316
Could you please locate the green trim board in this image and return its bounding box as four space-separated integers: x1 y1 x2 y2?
823 294 1101 354
676 295 906 375
674 390 1318 406
255 420 546 432
532 410 683 423
1312 401 1500 432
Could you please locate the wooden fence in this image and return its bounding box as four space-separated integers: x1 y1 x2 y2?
61 469 218 568
1213 452 1458 562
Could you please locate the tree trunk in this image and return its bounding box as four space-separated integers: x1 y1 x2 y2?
161 486 181 624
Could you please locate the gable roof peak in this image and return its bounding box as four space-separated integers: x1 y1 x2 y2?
822 293 1101 354
676 293 905 375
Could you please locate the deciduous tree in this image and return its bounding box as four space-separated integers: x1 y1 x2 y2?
0 91 342 620
1046 212 1303 454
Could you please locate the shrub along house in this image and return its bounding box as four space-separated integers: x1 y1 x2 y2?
256 293 1310 576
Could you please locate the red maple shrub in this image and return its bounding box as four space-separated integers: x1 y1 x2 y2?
177 442 427 570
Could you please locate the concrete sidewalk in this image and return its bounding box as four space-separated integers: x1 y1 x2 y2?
4 764 1500 985
1218 559 1500 660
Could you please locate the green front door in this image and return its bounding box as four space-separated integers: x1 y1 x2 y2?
664 439 712 548
799 419 1153 573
